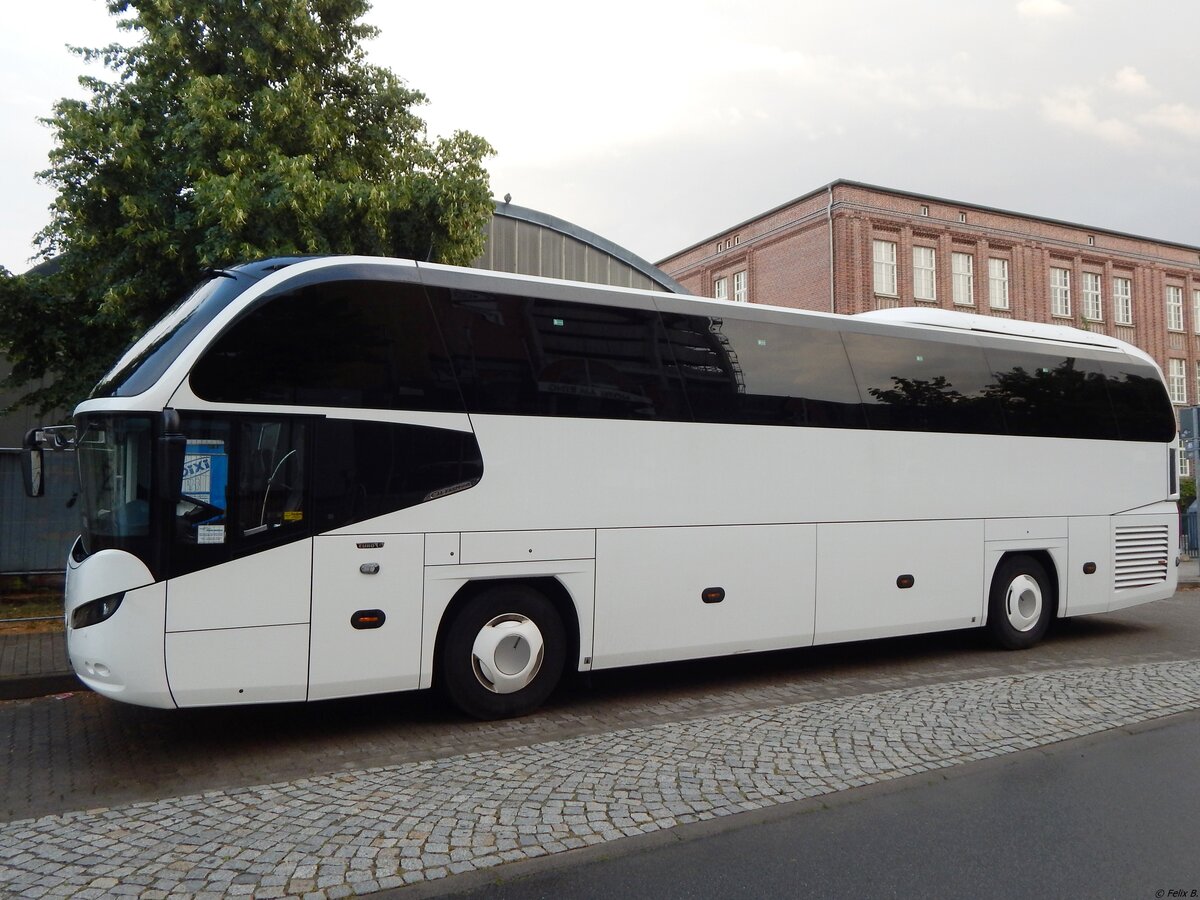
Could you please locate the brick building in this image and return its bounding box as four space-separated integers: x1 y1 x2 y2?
658 180 1200 422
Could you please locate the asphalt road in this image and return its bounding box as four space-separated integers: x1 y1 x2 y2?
2 591 1199 823
430 710 1200 900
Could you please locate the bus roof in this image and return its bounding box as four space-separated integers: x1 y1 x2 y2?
855 306 1158 369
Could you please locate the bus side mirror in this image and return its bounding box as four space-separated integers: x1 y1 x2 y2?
156 433 187 503
21 446 45 498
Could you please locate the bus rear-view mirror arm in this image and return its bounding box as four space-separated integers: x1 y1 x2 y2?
155 409 186 504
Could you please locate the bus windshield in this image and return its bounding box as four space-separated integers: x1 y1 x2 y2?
76 414 154 557
89 259 311 400
89 276 248 399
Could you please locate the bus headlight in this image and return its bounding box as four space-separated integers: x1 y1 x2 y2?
72 591 125 629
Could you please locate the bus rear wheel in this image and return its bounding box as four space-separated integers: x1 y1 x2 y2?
987 554 1053 650
439 585 566 720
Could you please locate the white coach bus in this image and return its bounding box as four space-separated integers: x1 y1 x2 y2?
26 256 1180 718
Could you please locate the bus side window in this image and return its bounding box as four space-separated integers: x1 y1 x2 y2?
238 419 308 537
312 419 483 532
176 425 231 545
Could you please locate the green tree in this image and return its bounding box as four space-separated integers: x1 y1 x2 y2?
0 0 493 413
1180 476 1195 515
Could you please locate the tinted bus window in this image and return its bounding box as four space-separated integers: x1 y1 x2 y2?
661 313 866 428
432 290 689 421
1101 358 1177 442
981 349 1120 440
191 280 464 412
843 331 1005 434
313 420 483 531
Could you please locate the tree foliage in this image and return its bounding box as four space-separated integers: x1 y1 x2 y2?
1180 476 1195 514
0 0 494 413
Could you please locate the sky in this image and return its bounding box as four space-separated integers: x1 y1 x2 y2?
3 0 1199 274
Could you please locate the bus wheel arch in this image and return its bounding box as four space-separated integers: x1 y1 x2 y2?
435 577 578 720
987 551 1058 650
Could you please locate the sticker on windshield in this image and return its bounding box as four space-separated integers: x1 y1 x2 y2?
183 439 227 518
197 524 226 544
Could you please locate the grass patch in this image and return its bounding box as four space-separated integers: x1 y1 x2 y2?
0 575 65 621
0 595 64 620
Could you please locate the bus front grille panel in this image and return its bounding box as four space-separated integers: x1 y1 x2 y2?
1113 525 1170 590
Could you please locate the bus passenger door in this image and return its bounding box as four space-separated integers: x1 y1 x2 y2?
308 534 425 701
164 415 315 706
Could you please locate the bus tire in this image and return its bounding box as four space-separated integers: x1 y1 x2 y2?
987 554 1053 650
439 585 566 720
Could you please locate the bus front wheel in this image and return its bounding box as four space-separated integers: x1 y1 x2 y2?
439 585 566 720
987 554 1053 650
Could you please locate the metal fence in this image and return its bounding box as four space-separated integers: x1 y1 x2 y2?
1182 505 1198 560
0 449 80 574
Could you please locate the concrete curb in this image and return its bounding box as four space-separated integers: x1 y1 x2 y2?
0 672 80 702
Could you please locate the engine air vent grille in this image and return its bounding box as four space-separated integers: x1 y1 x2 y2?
1114 525 1170 590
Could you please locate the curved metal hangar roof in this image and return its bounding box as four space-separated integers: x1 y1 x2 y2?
473 200 688 294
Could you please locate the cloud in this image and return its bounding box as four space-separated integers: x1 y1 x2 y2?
930 84 1020 112
1139 103 1200 139
1016 0 1073 18
1111 66 1153 96
1040 89 1140 145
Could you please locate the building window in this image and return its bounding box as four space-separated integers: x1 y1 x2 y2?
1169 358 1187 404
733 271 747 303
958 212 967 224
1195 360 1200 409
952 253 974 306
873 240 897 296
1193 289 1200 334
988 258 1010 309
1082 272 1102 321
1182 453 1193 479
913 246 936 301
1050 267 1071 318
1167 285 1184 331
1113 277 1133 325
713 277 727 301
1088 235 1096 246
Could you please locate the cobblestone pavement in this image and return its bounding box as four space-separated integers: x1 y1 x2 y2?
0 633 67 680
5 591 1200 826
0 632 75 701
2 659 1199 899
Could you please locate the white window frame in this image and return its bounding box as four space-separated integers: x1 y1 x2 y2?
1113 277 1132 325
952 253 974 306
1050 267 1071 318
1082 272 1102 321
1193 289 1200 334
988 258 1010 310
733 271 747 304
713 277 728 301
873 240 897 296
1169 358 1187 404
1167 285 1184 332
913 246 936 301
1181 453 1193 479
